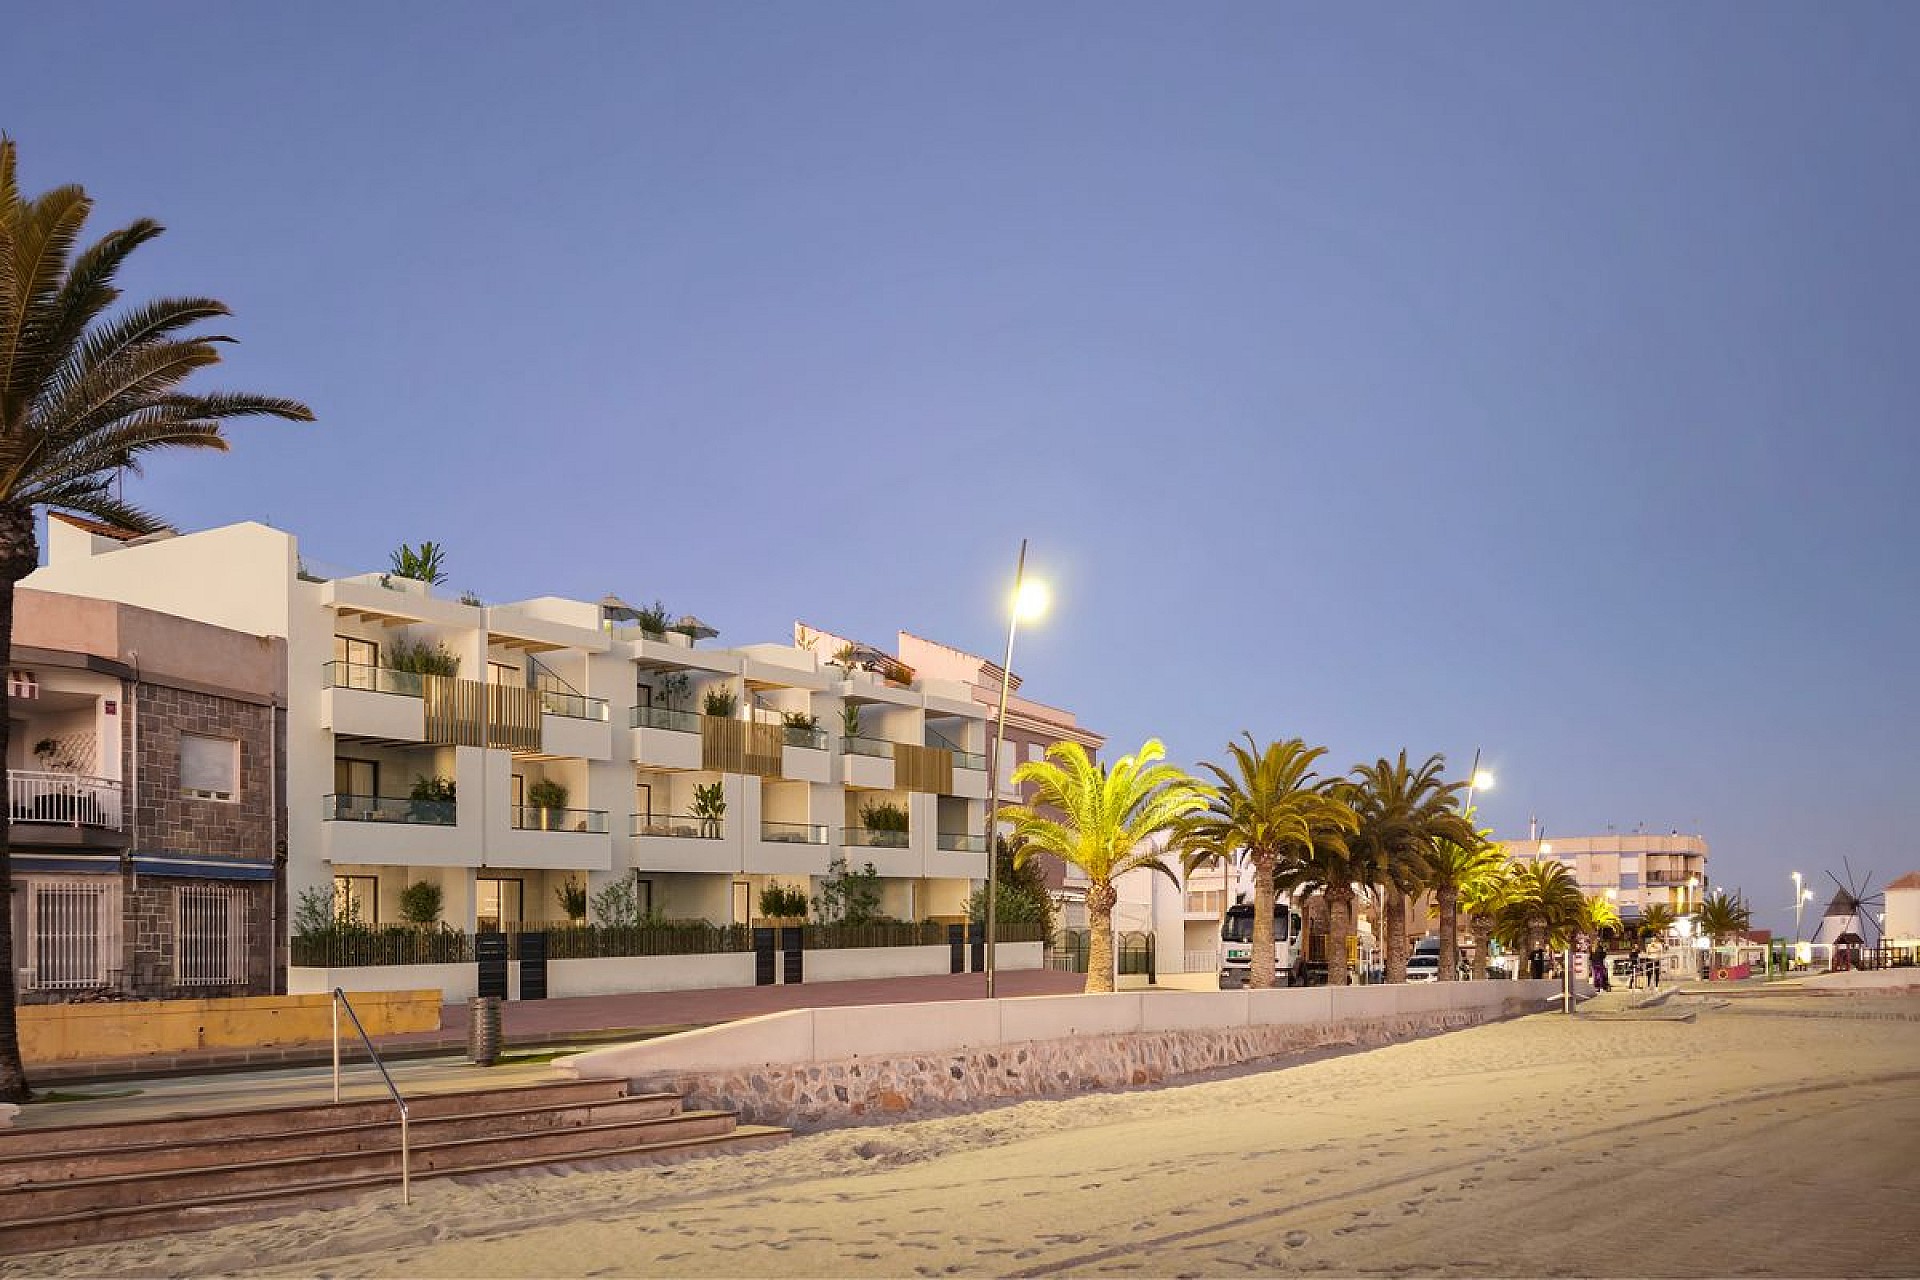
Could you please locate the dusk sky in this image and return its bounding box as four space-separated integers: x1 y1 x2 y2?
9 4 1917 934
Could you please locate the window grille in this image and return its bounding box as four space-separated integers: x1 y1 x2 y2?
177 884 249 986
23 878 120 990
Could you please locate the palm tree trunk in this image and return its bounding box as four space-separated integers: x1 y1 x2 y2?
0 503 38 1102
1384 886 1409 983
1437 885 1459 982
1249 848 1277 990
1469 912 1493 980
1083 880 1117 994
1326 883 1354 987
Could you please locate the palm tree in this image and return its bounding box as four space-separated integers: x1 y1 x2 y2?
1009 739 1210 994
1695 890 1753 970
1459 855 1516 979
0 139 313 1103
1498 861 1585 976
1635 902 1677 945
1273 799 1363 988
1346 753 1475 982
1425 819 1503 981
1178 736 1356 989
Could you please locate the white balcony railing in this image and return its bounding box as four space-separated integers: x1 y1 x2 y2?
8 770 124 830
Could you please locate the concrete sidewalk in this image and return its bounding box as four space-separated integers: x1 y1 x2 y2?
19 968 1089 1099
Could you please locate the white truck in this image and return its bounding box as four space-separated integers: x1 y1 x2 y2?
1218 898 1308 988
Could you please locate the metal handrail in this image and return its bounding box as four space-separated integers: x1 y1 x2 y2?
331 987 411 1204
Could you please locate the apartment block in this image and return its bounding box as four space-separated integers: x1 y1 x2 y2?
1504 832 1711 920
25 519 992 947
7 581 286 1001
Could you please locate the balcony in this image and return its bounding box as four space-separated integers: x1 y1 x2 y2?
629 811 737 874
509 805 609 835
632 705 699 732
321 662 544 752
324 793 455 825
7 772 126 848
782 725 828 751
761 821 828 845
1185 888 1229 917
632 813 724 840
838 736 896 789
630 705 704 770
844 825 909 849
936 832 986 852
748 820 833 877
1644 870 1700 886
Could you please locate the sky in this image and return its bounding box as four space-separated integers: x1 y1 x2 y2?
7 3 1917 935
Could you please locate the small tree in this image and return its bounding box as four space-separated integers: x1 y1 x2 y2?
398 879 443 926
554 877 588 923
591 875 642 927
814 855 883 924
691 781 726 837
293 886 346 936
968 836 1057 934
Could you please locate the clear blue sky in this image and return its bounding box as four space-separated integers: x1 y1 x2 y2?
9 3 1917 934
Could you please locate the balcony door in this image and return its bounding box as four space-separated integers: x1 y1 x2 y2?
476 877 523 933
334 758 379 807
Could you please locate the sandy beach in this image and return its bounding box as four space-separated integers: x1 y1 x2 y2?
8 988 1918 1279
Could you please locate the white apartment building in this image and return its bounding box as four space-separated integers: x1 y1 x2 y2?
25 519 992 938
1503 831 1711 920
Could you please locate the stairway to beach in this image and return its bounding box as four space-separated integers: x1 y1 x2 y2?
0 1077 787 1256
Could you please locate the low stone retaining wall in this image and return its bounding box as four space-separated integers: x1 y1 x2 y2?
635 1004 1509 1128
18 989 440 1064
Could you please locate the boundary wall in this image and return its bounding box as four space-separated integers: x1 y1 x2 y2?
560 979 1558 1127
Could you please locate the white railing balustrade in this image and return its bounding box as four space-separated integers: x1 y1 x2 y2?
7 770 124 829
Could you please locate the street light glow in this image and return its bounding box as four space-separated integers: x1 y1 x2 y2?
1539 841 1553 856
1013 578 1049 622
1472 769 1496 792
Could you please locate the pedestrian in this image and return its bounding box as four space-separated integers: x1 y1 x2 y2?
1589 942 1611 992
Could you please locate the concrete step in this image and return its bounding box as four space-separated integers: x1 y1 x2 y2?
0 1077 634 1157
1 1109 743 1218
0 1093 687 1188
0 1124 791 1258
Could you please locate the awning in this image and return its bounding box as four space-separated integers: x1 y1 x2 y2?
8 853 275 881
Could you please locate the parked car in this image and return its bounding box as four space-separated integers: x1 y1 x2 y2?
1407 937 1469 982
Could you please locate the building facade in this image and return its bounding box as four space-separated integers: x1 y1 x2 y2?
25 519 992 948
7 581 285 1001
1503 831 1711 921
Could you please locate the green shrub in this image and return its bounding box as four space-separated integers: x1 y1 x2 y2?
702 686 739 717
758 882 810 919
555 877 588 922
388 636 460 676
398 879 443 925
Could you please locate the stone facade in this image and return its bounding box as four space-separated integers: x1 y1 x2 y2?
120 876 275 999
632 1003 1515 1130
130 682 277 864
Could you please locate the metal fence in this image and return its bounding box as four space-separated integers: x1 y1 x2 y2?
23 877 120 990
176 884 249 986
1048 930 1156 979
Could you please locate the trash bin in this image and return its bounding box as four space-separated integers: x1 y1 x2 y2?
468 995 502 1066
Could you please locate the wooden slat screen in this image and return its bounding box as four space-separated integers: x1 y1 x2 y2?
422 675 543 753
894 743 954 795
701 717 785 778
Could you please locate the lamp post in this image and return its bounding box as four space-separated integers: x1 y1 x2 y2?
1462 748 1495 812
983 540 1047 1000
1791 871 1806 942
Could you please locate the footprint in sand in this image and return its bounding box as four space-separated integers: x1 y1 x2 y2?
1284 1230 1311 1249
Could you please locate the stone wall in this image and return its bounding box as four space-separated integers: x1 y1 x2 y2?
131 681 277 863
122 876 276 999
632 1002 1514 1129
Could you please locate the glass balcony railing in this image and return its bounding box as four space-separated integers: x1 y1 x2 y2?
844 825 909 849
936 832 986 852
324 793 455 826
946 748 988 771
538 689 609 722
631 705 701 733
841 735 895 759
323 662 426 697
631 812 724 839
510 805 609 834
761 821 828 845
782 724 829 751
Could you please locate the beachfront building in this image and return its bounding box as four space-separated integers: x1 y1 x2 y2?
1503 831 1711 923
24 518 993 952
6 582 285 1001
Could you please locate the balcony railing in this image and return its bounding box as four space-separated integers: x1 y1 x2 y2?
631 812 724 839
844 826 909 849
841 735 895 759
761 821 829 845
946 748 988 771
1185 888 1229 916
631 705 701 733
510 805 609 834
537 689 609 722
7 771 124 830
323 661 426 697
1644 870 1701 886
936 832 986 852
324 793 456 825
782 724 829 751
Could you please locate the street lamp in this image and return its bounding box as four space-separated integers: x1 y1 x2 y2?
1462 747 1494 811
1792 871 1808 943
984 540 1047 1000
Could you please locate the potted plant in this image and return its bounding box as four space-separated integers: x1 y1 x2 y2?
408 775 456 823
860 799 909 848
691 780 726 838
555 877 588 924
702 686 739 718
527 778 569 830
782 710 822 748
839 702 862 742
757 881 810 924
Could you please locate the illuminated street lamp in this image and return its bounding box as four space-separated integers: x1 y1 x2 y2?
984 541 1047 999
1792 871 1809 943
1462 747 1495 811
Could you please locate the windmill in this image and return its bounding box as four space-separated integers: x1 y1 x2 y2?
1809 859 1886 953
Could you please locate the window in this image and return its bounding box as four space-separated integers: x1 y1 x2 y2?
635 876 653 918
22 877 120 990
334 634 378 668
177 885 248 986
488 661 520 687
181 734 239 801
334 874 378 924
334 757 378 801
